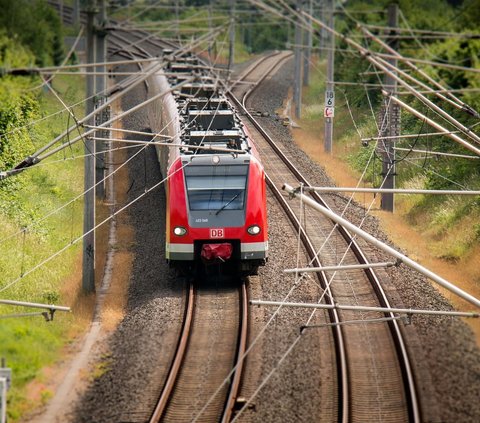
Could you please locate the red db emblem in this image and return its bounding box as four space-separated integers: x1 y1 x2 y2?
210 228 225 238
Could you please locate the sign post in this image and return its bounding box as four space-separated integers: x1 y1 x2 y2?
324 0 335 153
0 378 6 423
0 358 11 423
324 89 335 145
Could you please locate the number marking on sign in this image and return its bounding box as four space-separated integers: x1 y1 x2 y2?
325 90 335 107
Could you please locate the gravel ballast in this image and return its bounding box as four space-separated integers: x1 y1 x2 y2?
246 58 480 422
73 56 480 423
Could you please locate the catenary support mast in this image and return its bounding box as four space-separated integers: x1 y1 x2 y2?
83 0 96 293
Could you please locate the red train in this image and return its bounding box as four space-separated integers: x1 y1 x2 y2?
149 54 268 274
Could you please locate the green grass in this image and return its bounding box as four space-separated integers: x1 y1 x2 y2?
0 73 86 421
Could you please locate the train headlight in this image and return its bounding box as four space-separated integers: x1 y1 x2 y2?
247 225 261 235
212 155 220 164
173 226 187 236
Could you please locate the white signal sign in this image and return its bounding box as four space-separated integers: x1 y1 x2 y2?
324 107 334 118
325 90 335 107
210 228 225 238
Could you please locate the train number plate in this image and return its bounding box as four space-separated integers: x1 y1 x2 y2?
210 228 225 238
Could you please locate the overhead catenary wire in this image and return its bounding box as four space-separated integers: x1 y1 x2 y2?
363 23 480 37
283 183 480 309
0 32 232 248
198 31 451 423
196 5 480 418
398 7 480 66
403 156 468 189
393 147 480 160
360 26 480 116
351 33 480 40
0 62 236 291
384 92 480 156
252 0 480 143
87 136 249 155
7 3 476 420
297 10 480 148
2 59 167 174
3 33 223 178
24 24 85 92
1 24 223 153
0 153 191 294
195 17 450 420
6 56 161 74
304 186 480 195
362 130 462 142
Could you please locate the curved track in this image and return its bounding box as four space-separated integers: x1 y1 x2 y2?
50 2 420 419
150 278 248 423
106 32 252 423
230 51 293 105
229 53 420 422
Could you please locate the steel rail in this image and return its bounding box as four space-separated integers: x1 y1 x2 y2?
240 52 293 109
221 280 249 423
265 174 349 422
111 24 250 423
230 51 283 93
227 52 349 423
50 5 252 421
229 54 420 422
150 281 195 422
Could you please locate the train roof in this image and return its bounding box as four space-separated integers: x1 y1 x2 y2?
164 56 254 159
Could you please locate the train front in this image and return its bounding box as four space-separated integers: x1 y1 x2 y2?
166 152 268 275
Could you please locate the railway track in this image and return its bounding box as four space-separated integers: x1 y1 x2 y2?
230 51 293 104
229 52 420 422
50 7 252 420
50 2 420 418
105 31 251 423
150 278 248 423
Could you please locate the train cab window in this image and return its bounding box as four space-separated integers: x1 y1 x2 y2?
184 165 248 212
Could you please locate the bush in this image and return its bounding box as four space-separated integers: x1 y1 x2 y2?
0 0 64 66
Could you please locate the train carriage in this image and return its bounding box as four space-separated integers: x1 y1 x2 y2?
149 54 268 275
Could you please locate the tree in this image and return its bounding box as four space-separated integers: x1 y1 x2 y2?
0 0 64 66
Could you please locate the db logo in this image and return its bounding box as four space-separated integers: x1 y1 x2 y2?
210 228 225 238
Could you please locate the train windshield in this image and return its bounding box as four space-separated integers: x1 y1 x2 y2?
184 164 248 212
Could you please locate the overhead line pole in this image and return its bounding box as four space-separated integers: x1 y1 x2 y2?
228 0 236 80
73 0 80 26
96 0 108 199
293 0 303 118
83 0 97 293
300 11 480 150
379 3 398 212
175 0 180 41
319 1 325 59
324 0 334 153
302 0 313 86
4 27 221 178
207 0 213 60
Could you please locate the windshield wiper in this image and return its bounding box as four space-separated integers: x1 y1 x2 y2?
215 191 242 215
